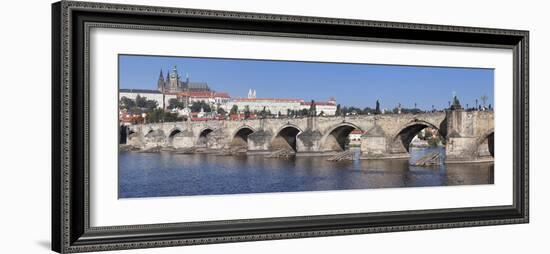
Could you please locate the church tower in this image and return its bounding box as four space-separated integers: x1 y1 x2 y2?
168 65 180 92
157 69 165 92
183 72 190 90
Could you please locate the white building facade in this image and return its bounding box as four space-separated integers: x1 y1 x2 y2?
119 86 337 117
224 98 305 115
348 129 364 146
119 89 177 109
223 89 337 116
299 97 337 116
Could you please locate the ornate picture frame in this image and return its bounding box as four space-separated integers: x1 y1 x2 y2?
52 1 528 253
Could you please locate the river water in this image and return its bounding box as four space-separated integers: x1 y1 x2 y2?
118 147 493 198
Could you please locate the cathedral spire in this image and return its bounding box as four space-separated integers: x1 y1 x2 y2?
157 69 166 92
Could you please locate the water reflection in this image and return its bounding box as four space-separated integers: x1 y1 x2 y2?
119 147 494 198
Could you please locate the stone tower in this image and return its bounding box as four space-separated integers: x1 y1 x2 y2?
168 65 180 92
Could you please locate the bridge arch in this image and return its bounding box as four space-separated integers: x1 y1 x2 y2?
144 128 165 137
167 128 183 146
320 122 363 151
473 129 494 158
271 124 303 152
143 129 166 146
124 127 139 142
230 125 256 148
196 127 215 147
391 120 445 153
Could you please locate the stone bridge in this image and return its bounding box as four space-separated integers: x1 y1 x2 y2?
124 109 494 163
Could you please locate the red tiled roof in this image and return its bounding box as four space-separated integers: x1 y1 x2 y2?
214 92 230 98
350 129 364 134
119 114 143 123
232 98 304 103
191 117 210 121
177 91 231 98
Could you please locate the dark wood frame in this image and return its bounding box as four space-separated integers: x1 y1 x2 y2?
52 1 529 253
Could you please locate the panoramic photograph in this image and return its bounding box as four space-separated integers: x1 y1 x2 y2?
118 54 495 199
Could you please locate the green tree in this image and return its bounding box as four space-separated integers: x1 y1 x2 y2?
362 107 375 115
244 105 251 119
145 100 158 109
428 137 440 147
120 96 135 110
135 95 158 109
190 101 212 113
135 95 146 108
230 105 238 115
217 107 226 115
146 108 180 123
341 106 348 116
167 98 184 110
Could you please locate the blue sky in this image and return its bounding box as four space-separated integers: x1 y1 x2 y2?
119 54 494 110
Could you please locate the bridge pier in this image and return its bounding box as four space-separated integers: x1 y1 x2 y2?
359 124 408 160
296 129 330 156
445 136 479 163
170 129 195 149
443 110 494 163
204 129 229 150
127 132 144 148
141 129 165 149
246 129 273 155
445 135 494 163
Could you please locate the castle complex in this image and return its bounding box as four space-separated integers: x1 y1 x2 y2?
157 65 211 93
119 65 337 118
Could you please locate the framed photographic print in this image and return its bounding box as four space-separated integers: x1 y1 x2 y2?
52 1 529 253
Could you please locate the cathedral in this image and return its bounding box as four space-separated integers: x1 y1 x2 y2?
157 65 211 93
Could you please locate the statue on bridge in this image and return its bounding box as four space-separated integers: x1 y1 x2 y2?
309 100 317 116
450 96 463 110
